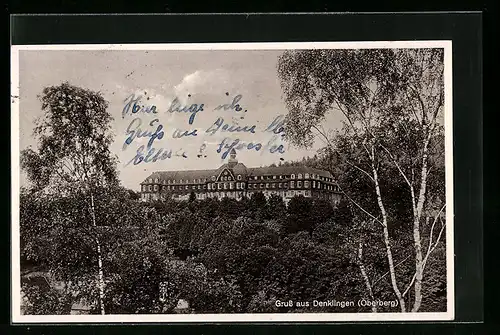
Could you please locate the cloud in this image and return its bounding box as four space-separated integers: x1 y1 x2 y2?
173 69 231 103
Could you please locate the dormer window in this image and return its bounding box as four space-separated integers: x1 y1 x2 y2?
212 176 216 181
237 175 242 181
149 178 153 183
291 174 296 179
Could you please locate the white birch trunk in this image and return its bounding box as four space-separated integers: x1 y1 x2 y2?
358 242 377 312
411 137 431 312
371 157 406 312
90 192 106 315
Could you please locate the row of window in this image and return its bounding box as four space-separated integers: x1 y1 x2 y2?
142 181 339 192
250 173 333 182
141 190 341 203
145 173 334 185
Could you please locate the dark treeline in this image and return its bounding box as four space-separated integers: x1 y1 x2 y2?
20 186 445 315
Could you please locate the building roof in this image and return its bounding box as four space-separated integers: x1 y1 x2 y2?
141 163 333 184
247 165 332 178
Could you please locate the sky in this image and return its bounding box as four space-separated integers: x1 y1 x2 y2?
18 49 344 191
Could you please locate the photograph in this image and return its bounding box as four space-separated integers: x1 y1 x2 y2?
11 41 454 322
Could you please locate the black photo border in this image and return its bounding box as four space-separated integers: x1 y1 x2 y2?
8 12 484 334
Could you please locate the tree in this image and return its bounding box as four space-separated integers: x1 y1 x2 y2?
285 195 314 234
21 82 118 314
267 194 287 222
278 49 446 312
247 192 269 221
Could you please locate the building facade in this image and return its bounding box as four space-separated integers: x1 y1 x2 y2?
140 150 341 205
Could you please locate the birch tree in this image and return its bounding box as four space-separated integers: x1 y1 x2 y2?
21 82 118 314
277 48 446 312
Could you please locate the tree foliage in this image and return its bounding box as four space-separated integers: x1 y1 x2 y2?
277 48 447 312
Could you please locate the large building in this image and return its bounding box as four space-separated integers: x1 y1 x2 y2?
140 149 341 205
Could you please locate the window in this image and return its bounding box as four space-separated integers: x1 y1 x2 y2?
172 186 176 190
278 183 282 188
192 185 196 190
273 175 276 179
148 185 152 191
149 178 152 183
212 176 216 181
305 173 309 179
185 185 189 190
218 183 222 190
284 183 288 188
304 181 309 188
272 183 276 188
154 185 158 191
312 181 316 188
142 185 146 192
180 179 183 184
162 186 166 191
279 175 283 179
265 183 270 188
260 183 264 189
261 176 264 180
230 182 234 189
237 175 242 181
290 181 295 188
297 181 302 188
236 183 240 189
291 174 296 179
298 173 302 179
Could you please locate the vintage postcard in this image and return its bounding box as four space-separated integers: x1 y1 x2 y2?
11 41 454 322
